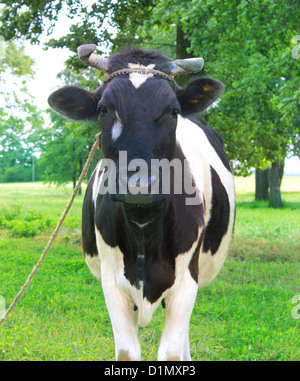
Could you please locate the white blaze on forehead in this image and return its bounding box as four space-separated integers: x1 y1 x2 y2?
128 63 155 89
112 111 123 141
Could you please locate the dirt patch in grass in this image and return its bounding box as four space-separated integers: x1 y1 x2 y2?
230 235 300 263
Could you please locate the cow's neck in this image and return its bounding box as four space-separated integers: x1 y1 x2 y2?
119 202 169 287
122 202 167 244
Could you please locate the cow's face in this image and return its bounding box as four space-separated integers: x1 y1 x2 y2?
48 67 223 206
98 75 179 163
97 74 180 204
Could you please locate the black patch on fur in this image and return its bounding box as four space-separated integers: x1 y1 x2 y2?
81 170 98 257
177 77 224 116
107 47 172 75
189 230 205 283
202 166 230 255
48 86 101 121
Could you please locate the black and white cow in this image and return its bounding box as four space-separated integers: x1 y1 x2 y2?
48 45 235 361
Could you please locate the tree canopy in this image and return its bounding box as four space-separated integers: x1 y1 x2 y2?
1 0 298 169
140 0 300 173
0 0 299 206
0 40 44 182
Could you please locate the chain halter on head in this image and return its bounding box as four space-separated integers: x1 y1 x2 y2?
102 68 175 84
77 44 204 81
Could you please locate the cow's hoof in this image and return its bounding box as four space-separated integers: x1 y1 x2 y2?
166 355 181 361
117 350 134 361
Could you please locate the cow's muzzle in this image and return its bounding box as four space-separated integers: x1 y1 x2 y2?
110 168 166 206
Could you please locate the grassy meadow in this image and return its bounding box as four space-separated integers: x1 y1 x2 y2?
0 176 299 361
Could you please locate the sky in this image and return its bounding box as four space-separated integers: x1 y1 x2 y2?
4 3 300 175
24 12 75 110
23 0 112 111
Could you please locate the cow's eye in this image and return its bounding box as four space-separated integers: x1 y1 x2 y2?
170 108 179 118
98 105 108 116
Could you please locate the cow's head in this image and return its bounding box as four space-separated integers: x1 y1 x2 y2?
48 45 224 206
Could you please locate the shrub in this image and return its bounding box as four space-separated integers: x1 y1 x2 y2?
10 220 37 238
0 206 55 238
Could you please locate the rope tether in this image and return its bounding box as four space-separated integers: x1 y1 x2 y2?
0 133 101 326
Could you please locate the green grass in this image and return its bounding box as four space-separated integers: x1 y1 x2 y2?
0 177 299 361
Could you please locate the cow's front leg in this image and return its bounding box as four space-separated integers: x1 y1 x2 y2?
158 270 198 361
100 261 141 361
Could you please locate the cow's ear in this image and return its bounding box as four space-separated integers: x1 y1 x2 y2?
48 86 100 121
177 77 224 116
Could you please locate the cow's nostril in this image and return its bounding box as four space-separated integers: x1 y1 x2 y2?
118 170 159 192
149 175 158 185
111 167 165 205
128 175 149 190
128 175 158 189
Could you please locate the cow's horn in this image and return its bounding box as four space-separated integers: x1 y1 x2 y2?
77 44 109 72
170 57 204 76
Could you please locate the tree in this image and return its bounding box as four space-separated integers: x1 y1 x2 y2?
40 68 101 190
0 1 158 69
0 40 44 182
141 0 300 207
1 0 299 207
40 111 92 192
255 169 269 201
40 112 101 192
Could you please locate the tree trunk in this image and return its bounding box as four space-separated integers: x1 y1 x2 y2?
176 23 192 59
269 161 284 208
175 23 193 86
255 168 269 201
